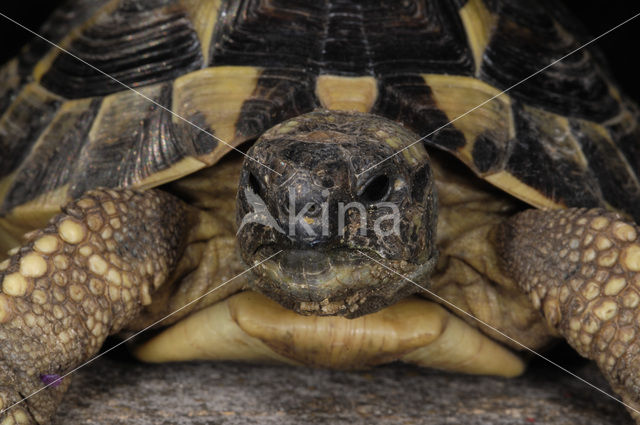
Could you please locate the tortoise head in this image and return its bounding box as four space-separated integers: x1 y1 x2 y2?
236 110 438 318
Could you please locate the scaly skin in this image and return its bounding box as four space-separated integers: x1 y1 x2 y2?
0 189 190 424
4 190 640 423
498 208 640 423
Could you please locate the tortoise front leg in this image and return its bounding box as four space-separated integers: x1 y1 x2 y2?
0 188 192 424
498 208 640 423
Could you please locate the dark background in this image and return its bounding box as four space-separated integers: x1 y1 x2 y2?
1 1 639 99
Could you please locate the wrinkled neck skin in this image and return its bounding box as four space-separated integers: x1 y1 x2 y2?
236 110 439 318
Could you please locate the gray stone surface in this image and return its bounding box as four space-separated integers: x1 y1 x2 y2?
51 345 634 425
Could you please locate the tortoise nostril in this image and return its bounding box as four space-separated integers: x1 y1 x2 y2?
306 202 321 216
360 174 390 203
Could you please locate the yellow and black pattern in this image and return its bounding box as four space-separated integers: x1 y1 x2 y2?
1 0 640 231
37 0 204 98
0 84 62 180
0 0 106 117
1 98 101 215
67 82 215 197
479 0 619 121
210 0 474 76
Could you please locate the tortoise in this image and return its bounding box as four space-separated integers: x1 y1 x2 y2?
2 0 640 423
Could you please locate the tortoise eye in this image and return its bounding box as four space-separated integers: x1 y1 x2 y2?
360 174 391 203
321 176 334 188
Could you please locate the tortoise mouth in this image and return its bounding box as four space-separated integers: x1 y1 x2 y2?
257 246 365 284
247 245 437 317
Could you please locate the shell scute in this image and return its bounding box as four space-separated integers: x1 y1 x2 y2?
1 0 639 229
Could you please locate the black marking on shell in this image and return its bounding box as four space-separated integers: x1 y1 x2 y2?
172 110 220 157
607 100 640 179
235 68 319 140
0 98 102 214
211 0 473 76
40 1 203 98
571 119 640 221
450 0 469 7
119 0 175 11
364 0 474 76
505 103 602 208
321 1 373 75
480 0 619 121
18 0 106 80
472 134 500 173
372 74 466 151
0 86 62 179
69 82 214 197
612 126 640 184
0 60 19 118
211 1 324 70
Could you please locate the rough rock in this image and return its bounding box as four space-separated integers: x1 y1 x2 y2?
51 344 633 425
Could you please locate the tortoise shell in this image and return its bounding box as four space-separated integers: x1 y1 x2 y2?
1 0 640 251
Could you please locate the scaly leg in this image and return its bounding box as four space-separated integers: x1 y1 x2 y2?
0 188 193 424
498 208 640 423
